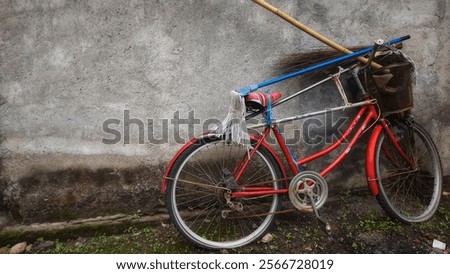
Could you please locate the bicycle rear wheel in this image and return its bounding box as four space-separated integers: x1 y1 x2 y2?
166 135 282 249
374 122 442 223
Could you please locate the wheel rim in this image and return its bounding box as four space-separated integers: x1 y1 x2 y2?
376 125 442 222
170 139 280 249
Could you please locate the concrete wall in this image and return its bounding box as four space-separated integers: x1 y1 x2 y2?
0 0 448 225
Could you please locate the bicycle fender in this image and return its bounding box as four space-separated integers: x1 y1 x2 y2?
160 137 199 194
365 124 383 196
160 133 288 194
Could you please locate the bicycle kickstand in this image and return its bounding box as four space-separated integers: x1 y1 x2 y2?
307 191 331 234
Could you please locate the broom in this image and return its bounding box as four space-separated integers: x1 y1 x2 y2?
252 0 383 69
216 0 401 144
275 46 367 80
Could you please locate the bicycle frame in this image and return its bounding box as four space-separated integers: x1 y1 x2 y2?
231 103 379 198
230 73 416 199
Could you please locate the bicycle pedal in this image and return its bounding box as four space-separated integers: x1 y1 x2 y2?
325 222 332 235
316 213 331 235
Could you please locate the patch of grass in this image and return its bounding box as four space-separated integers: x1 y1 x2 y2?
411 206 450 236
285 231 294 243
437 207 450 230
358 210 377 231
123 226 139 234
378 219 403 233
342 189 353 199
358 209 403 233
304 225 321 242
336 211 355 233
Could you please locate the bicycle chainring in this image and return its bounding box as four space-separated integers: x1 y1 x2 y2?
288 171 329 212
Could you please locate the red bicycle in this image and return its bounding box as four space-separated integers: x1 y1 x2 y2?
160 37 443 250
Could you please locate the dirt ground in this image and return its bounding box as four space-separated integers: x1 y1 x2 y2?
174 188 450 254
10 186 448 254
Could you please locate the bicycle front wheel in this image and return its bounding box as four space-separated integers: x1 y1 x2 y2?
166 135 282 249
374 122 442 223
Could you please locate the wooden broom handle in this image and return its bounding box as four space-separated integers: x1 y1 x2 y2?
252 0 382 69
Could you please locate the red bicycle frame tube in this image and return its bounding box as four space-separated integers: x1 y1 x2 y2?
295 105 377 176
231 104 378 198
230 102 416 199
233 128 272 182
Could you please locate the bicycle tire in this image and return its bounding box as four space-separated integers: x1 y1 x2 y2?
166 135 282 249
374 122 442 223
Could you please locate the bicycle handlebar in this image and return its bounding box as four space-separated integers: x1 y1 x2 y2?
360 39 385 70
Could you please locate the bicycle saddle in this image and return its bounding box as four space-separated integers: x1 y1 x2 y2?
245 91 282 110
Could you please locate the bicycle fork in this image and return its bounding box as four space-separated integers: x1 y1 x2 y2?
365 118 417 196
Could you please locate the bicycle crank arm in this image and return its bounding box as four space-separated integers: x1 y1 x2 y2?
307 190 331 234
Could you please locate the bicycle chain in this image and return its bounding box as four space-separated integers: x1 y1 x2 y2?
164 176 299 219
163 176 293 190
163 176 229 191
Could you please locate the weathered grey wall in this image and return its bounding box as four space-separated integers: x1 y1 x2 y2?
0 0 448 225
